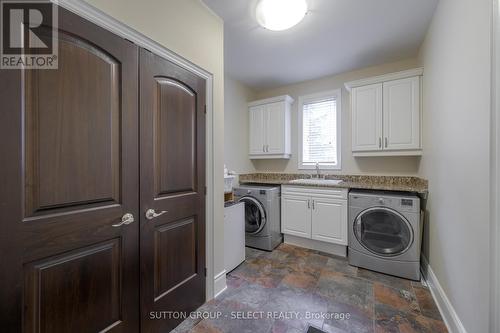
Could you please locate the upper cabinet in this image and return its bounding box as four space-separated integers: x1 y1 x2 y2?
351 83 383 152
346 68 423 157
248 95 293 159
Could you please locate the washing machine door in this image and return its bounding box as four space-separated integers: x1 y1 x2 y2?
238 196 266 235
354 207 414 257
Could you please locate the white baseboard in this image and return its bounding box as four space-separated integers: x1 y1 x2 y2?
213 270 227 298
421 256 468 333
284 235 347 257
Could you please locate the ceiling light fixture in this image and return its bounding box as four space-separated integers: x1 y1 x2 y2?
256 0 308 31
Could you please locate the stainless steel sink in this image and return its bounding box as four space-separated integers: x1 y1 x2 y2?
289 178 343 186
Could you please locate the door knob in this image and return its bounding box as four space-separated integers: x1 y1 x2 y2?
112 213 135 227
145 209 168 220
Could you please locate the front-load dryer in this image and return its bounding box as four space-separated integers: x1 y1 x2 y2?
234 185 282 251
348 190 422 280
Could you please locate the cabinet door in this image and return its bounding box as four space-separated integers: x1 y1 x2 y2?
351 83 383 152
265 102 285 154
249 105 265 155
383 77 420 150
281 195 311 238
311 197 347 245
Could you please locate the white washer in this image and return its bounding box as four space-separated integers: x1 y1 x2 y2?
348 190 422 280
234 185 282 251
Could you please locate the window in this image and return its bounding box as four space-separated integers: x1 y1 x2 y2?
298 90 341 170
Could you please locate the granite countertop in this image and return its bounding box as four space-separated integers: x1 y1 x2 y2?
238 173 428 195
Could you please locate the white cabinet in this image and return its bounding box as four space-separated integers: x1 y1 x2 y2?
383 77 420 151
224 203 245 273
281 195 311 238
311 197 347 245
351 83 383 152
281 186 348 246
265 102 287 154
346 68 423 156
248 95 293 159
249 105 265 155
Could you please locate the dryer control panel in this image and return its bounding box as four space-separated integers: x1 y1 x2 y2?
349 191 420 214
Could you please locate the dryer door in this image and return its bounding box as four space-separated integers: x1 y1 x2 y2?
239 196 267 235
354 207 414 257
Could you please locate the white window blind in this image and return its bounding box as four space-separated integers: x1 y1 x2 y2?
302 98 338 165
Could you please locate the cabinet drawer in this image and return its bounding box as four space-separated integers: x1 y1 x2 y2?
282 185 348 199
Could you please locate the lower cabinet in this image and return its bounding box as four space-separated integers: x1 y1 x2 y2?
281 186 348 245
282 195 312 238
311 197 348 245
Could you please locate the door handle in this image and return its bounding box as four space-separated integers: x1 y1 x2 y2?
112 213 135 227
145 209 168 220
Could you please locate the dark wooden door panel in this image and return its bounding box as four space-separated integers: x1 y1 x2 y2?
24 30 121 215
0 6 139 333
140 49 206 333
24 239 121 333
154 217 197 300
155 77 197 196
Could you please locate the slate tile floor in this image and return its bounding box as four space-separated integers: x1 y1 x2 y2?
173 244 447 333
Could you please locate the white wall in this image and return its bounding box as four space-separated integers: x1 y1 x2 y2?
224 75 256 174
252 58 422 175
83 0 226 293
418 0 491 331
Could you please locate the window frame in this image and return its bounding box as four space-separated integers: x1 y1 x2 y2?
297 89 342 170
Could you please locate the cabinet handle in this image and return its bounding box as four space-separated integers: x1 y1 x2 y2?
307 199 310 209
266 145 269 152
379 138 382 148
263 145 265 152
385 137 388 148
312 200 315 210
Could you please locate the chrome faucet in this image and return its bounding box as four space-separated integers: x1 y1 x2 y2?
315 162 322 179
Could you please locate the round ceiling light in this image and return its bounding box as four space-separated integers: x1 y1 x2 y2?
256 0 308 31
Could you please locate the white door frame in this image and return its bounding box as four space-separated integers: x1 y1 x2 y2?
491 0 500 332
55 0 217 300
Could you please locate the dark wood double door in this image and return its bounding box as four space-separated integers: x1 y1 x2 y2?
0 6 206 333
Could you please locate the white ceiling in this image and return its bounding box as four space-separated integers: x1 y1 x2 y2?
202 0 438 90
